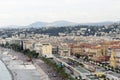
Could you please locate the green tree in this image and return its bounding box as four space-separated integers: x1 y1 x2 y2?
75 53 80 58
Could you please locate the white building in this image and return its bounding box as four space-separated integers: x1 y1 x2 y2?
34 42 42 54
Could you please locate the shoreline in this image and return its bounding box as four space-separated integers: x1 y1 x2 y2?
0 48 42 80
0 59 14 80
0 47 50 80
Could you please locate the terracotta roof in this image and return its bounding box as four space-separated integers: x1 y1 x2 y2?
110 46 120 49
110 41 120 44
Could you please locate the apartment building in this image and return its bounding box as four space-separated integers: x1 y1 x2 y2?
41 43 53 58
58 43 70 57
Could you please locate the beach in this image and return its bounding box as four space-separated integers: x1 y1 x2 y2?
0 47 50 80
0 60 12 80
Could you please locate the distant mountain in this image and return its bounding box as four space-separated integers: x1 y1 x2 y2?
27 20 115 28
0 20 119 28
28 21 48 28
27 20 78 28
49 20 78 27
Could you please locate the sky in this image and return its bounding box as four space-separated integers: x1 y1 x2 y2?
0 0 120 26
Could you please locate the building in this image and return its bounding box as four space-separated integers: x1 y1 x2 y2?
70 44 84 55
34 42 42 54
0 39 7 45
19 33 26 39
41 43 53 58
109 46 120 67
23 40 35 51
58 43 70 57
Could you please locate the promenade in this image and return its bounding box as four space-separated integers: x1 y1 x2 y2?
0 48 48 80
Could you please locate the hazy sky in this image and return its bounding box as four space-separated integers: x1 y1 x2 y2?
0 0 120 26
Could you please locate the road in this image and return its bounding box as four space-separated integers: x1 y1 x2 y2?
0 47 63 80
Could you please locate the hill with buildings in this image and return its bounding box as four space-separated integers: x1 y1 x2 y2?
0 21 120 38
29 22 120 37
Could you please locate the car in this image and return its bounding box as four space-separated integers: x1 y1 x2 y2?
53 74 57 77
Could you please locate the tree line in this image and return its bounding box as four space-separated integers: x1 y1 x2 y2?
0 43 39 61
